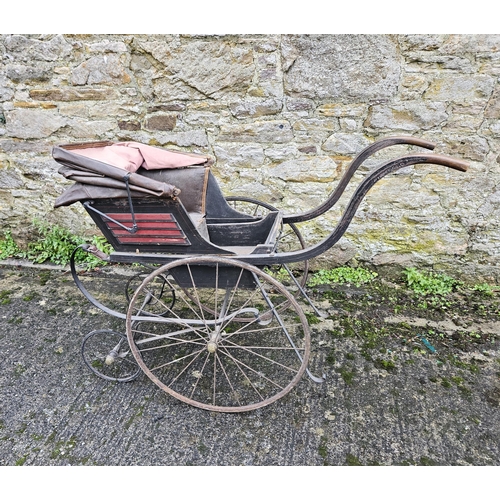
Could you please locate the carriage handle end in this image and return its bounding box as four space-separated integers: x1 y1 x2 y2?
81 244 110 262
422 154 469 172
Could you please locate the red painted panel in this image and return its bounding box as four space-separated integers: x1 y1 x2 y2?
100 211 189 246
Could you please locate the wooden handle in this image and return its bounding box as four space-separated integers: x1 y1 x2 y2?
418 154 469 172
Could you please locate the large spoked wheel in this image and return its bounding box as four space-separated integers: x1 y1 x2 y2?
225 196 309 290
126 256 311 413
81 329 141 382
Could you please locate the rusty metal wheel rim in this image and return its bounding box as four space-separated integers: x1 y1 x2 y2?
81 329 140 382
126 256 310 413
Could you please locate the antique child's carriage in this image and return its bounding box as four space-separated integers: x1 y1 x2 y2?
53 138 468 412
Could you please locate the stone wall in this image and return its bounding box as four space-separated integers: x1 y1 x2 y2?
1 34 499 280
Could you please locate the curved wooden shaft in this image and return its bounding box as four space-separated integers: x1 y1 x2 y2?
283 136 436 224
242 153 468 265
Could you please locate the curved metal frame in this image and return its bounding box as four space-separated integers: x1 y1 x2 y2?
81 329 141 382
283 136 437 224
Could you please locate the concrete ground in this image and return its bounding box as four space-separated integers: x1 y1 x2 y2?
0 262 498 466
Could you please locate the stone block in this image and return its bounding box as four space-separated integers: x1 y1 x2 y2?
282 35 400 101
145 114 177 131
3 34 72 62
268 156 339 183
485 89 500 119
71 55 131 85
322 133 370 155
424 75 494 104
0 169 24 189
366 102 448 131
264 144 299 162
29 88 115 101
88 40 128 53
151 130 209 148
317 103 367 118
285 97 315 112
64 118 115 138
5 109 65 139
218 120 294 143
0 76 14 102
118 120 141 131
213 144 265 168
229 98 282 118
6 64 51 83
137 38 254 98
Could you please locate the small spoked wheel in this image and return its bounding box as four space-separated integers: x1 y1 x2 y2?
125 270 176 316
81 329 140 382
126 256 311 412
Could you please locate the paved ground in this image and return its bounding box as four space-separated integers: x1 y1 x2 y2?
0 262 498 466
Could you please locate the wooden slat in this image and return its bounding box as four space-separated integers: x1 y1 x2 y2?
105 213 175 222
113 229 184 239
116 236 188 244
107 221 180 230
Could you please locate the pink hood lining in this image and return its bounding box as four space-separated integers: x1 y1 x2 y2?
70 141 209 173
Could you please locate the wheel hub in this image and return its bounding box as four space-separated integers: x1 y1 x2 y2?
207 341 218 353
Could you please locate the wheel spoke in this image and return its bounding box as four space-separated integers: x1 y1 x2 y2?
138 337 206 353
221 338 303 373
218 346 286 391
133 325 208 345
189 352 211 399
215 351 241 406
148 346 205 372
218 347 265 401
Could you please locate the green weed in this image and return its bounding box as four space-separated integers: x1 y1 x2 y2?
346 454 363 466
374 358 396 371
1 221 112 269
403 267 459 297
338 366 356 385
308 266 378 288
305 312 321 324
325 349 336 365
470 283 497 297
0 231 21 259
402 267 461 309
0 290 12 305
15 455 28 466
24 220 112 269
318 437 328 461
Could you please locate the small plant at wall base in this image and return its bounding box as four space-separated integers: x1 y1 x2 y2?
308 266 378 288
0 231 21 260
470 282 498 297
402 267 461 310
0 220 112 269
